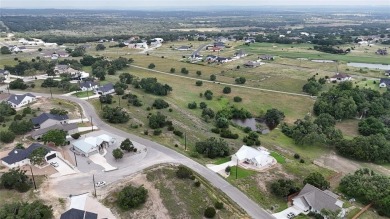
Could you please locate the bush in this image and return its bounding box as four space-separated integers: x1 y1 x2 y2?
117 185 148 210
71 133 81 139
176 165 192 179
173 130 183 137
196 80 203 86
0 131 16 143
222 87 231 94
235 77 246 84
243 127 252 133
300 159 305 163
167 126 174 131
211 128 220 134
215 202 224 209
204 207 216 218
194 181 201 187
233 96 242 102
199 102 207 109
196 70 202 76
170 68 175 73
148 63 155 69
225 166 231 173
152 99 169 109
210 74 216 81
181 67 189 74
144 130 148 135
187 102 197 109
153 129 162 136
294 153 300 159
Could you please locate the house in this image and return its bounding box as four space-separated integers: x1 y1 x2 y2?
216 57 231 63
176 45 191 51
189 54 203 61
72 134 115 157
205 55 218 62
215 36 228 42
234 50 247 58
60 208 97 219
259 55 274 60
244 61 261 68
292 184 344 214
7 93 36 108
95 83 115 95
31 113 69 129
376 48 388 55
31 123 78 140
231 145 274 168
379 78 390 88
152 38 164 43
385 70 390 76
1 143 58 169
330 73 352 82
79 81 99 91
54 64 70 74
0 69 9 81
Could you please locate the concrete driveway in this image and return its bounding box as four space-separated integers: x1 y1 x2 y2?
272 206 303 219
50 157 77 176
89 153 117 172
207 161 235 173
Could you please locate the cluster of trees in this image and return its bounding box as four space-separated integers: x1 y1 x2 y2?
0 168 31 192
4 59 54 76
302 76 325 96
195 137 230 158
339 169 390 217
90 57 130 80
152 99 169 109
124 93 143 107
116 185 148 210
102 106 129 123
313 45 349 54
0 201 53 219
9 78 28 90
148 112 167 129
138 78 172 96
42 129 67 146
1 46 11 54
235 77 246 84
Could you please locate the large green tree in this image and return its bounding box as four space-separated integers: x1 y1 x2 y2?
42 129 67 146
117 185 148 210
303 172 330 190
112 148 124 160
195 137 230 158
0 201 53 219
29 147 49 165
120 138 134 152
0 168 31 192
264 108 285 129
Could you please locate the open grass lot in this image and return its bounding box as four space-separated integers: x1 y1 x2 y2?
72 90 93 98
228 166 256 180
270 152 286 164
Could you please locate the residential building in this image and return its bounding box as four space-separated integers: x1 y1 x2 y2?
259 55 274 60
176 45 191 51
7 93 36 108
385 70 390 76
72 134 115 157
234 50 247 58
231 145 274 168
292 184 344 215
1 143 58 169
31 113 69 129
95 83 115 95
216 57 231 63
379 78 390 88
60 208 97 219
79 81 99 91
205 55 218 62
244 61 261 68
31 123 78 140
376 48 388 55
330 73 352 82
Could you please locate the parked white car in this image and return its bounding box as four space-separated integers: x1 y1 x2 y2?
95 181 106 187
50 162 59 167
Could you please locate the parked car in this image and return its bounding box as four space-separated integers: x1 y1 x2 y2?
287 212 296 219
50 162 59 167
95 181 106 187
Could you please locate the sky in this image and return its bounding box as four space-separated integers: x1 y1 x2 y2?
1 0 389 9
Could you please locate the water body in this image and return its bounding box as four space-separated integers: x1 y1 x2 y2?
311 59 335 63
232 118 270 134
347 62 390 70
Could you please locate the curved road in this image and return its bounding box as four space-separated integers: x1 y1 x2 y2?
8 90 275 219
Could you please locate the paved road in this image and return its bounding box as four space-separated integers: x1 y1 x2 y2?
192 43 211 56
8 90 275 219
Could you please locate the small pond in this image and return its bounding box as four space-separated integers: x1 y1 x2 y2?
232 118 270 134
347 62 390 70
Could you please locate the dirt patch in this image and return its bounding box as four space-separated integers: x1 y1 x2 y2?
314 152 360 174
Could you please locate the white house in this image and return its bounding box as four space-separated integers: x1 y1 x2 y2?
379 78 390 88
231 145 274 168
152 38 164 43
292 184 344 216
176 45 191 51
72 134 115 157
330 73 352 82
31 113 69 129
7 93 36 108
79 81 99 91
234 50 247 58
1 143 59 169
95 83 115 95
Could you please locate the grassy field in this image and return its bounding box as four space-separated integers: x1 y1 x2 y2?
270 152 286 164
72 90 93 98
228 166 256 180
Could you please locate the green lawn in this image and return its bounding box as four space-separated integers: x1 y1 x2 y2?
270 151 286 164
72 90 94 98
213 156 231 165
228 166 256 180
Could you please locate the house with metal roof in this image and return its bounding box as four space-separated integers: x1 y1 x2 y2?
72 134 114 157
79 81 99 91
7 93 36 108
231 145 274 168
31 123 78 140
32 113 69 129
1 143 58 169
292 184 344 214
330 73 352 83
60 208 97 219
95 83 115 95
379 78 390 88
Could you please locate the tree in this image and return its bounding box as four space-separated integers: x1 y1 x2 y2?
1 46 11 54
195 137 230 158
210 74 216 81
196 80 203 86
115 87 124 95
42 129 67 146
41 78 59 87
152 99 169 109
314 113 335 129
223 86 231 94
120 139 134 152
176 165 192 179
96 43 106 51
0 201 53 219
181 67 189 74
9 120 33 135
0 131 16 143
112 148 124 160
199 102 207 109
29 147 49 165
204 90 213 100
170 68 175 73
303 172 330 190
204 207 216 218
233 96 242 102
149 112 166 129
148 63 156 69
0 168 31 192
119 73 134 84
117 185 148 210
139 78 172 96
264 108 285 129
302 77 323 96
235 77 246 84
270 179 299 197
9 78 28 90
49 108 68 115
358 117 386 136
196 70 202 76
202 108 215 120
99 94 113 104
188 102 197 109
102 106 129 123
216 117 229 129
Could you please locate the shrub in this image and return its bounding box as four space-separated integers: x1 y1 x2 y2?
199 102 207 109
152 99 169 109
210 74 216 81
181 67 189 74
294 153 300 159
233 96 242 102
215 202 224 209
153 129 162 136
167 126 175 131
235 77 246 84
196 70 202 76
71 133 81 139
169 108 173 112
225 166 231 173
117 185 148 210
170 68 175 73
173 130 183 137
300 159 305 163
222 87 231 94
0 130 16 143
176 165 192 179
188 102 197 109
144 130 149 135
196 81 203 86
211 128 220 134
243 127 252 133
194 181 201 187
148 63 155 69
204 207 216 218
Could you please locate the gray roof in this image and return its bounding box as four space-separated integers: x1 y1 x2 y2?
60 208 98 219
293 184 342 212
31 123 78 138
0 69 9 74
244 61 260 67
331 73 350 78
7 93 35 105
31 113 69 126
1 143 51 165
235 50 246 56
380 78 390 85
177 46 190 50
96 83 114 93
79 81 98 89
55 64 69 70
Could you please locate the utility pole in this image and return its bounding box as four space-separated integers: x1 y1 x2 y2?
91 116 93 131
7 85 10 94
49 86 53 98
236 158 238 179
184 132 187 151
92 174 97 197
87 89 89 100
118 95 121 107
29 165 37 190
72 148 78 167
